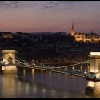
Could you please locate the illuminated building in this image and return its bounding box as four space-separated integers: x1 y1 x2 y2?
71 24 100 43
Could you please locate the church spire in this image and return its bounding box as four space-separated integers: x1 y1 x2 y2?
72 22 74 29
71 22 75 36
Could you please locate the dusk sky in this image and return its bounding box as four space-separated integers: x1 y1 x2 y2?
0 1 100 33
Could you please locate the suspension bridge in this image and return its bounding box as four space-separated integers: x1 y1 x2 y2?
1 50 100 81
1 50 100 95
0 50 90 78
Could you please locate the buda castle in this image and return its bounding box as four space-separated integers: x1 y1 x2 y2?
71 24 100 43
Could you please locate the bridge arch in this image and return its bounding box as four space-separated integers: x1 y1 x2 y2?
2 50 17 74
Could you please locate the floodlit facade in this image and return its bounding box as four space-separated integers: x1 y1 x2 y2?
71 24 100 43
2 50 17 74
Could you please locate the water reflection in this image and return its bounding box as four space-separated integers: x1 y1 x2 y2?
0 69 99 98
2 74 18 98
86 81 100 96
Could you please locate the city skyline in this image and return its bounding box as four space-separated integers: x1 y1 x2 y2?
0 1 100 33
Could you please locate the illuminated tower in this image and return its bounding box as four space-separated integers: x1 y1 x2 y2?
85 52 100 95
71 23 75 36
2 50 17 74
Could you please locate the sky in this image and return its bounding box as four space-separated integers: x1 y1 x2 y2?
0 1 100 33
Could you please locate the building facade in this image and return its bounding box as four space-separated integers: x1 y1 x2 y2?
71 24 100 43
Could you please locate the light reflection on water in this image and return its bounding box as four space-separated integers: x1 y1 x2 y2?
0 69 99 98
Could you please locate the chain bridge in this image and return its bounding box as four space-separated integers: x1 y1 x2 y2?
1 50 100 81
0 50 90 78
1 50 100 95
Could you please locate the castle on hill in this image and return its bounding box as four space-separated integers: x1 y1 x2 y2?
71 23 100 43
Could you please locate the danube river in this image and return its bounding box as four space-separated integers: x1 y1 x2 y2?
0 69 99 98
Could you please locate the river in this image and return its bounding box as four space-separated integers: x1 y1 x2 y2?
0 69 98 98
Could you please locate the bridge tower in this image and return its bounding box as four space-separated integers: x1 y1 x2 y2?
2 50 17 74
85 52 100 95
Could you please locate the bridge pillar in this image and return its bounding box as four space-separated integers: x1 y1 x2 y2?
80 66 82 72
85 52 100 95
23 69 26 77
72 67 74 71
2 50 17 74
31 69 34 77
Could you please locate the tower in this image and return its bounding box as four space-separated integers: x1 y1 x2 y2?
71 23 75 36
85 52 100 95
2 50 17 74
2 50 16 64
89 52 100 73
